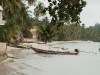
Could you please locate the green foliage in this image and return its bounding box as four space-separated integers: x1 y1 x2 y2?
94 23 100 29
81 25 100 42
46 0 87 25
34 2 46 19
1 0 100 43
32 18 44 26
28 0 86 25
56 23 81 41
0 20 20 43
36 23 57 43
57 33 67 41
0 0 34 43
22 29 33 38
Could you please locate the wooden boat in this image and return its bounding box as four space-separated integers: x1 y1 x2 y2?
31 47 79 55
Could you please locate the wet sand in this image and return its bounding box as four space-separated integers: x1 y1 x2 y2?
0 42 41 75
0 46 23 75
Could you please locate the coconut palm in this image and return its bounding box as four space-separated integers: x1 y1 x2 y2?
36 17 57 43
0 0 34 43
0 20 19 43
0 0 23 19
37 24 57 44
34 1 46 19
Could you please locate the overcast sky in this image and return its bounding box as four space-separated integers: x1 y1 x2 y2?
80 0 100 27
29 0 100 27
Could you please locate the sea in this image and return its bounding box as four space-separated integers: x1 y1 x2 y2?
0 41 100 75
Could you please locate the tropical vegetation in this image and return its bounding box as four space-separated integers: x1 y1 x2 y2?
0 0 100 45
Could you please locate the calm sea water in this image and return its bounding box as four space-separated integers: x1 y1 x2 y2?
0 42 100 75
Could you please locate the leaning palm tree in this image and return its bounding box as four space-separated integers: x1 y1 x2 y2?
36 23 57 44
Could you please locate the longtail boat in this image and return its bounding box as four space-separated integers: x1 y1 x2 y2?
31 47 79 55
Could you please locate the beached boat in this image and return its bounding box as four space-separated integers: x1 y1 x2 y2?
31 47 79 55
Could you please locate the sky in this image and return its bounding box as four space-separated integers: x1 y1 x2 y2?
28 0 100 27
80 0 100 27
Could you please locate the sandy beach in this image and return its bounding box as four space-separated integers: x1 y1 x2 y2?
0 40 90 62
0 42 65 75
0 40 99 75
0 41 63 62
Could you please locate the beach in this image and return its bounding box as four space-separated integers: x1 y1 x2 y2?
0 41 100 75
0 40 93 62
0 40 90 61
0 41 67 65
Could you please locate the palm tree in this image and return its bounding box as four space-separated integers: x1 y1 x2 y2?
0 20 19 43
37 24 57 44
34 1 46 19
36 17 57 43
0 0 34 43
0 0 23 19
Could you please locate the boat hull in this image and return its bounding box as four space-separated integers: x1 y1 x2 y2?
31 47 78 55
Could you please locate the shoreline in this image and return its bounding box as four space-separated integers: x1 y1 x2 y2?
0 40 96 62
0 46 22 62
0 41 99 75
0 53 8 62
